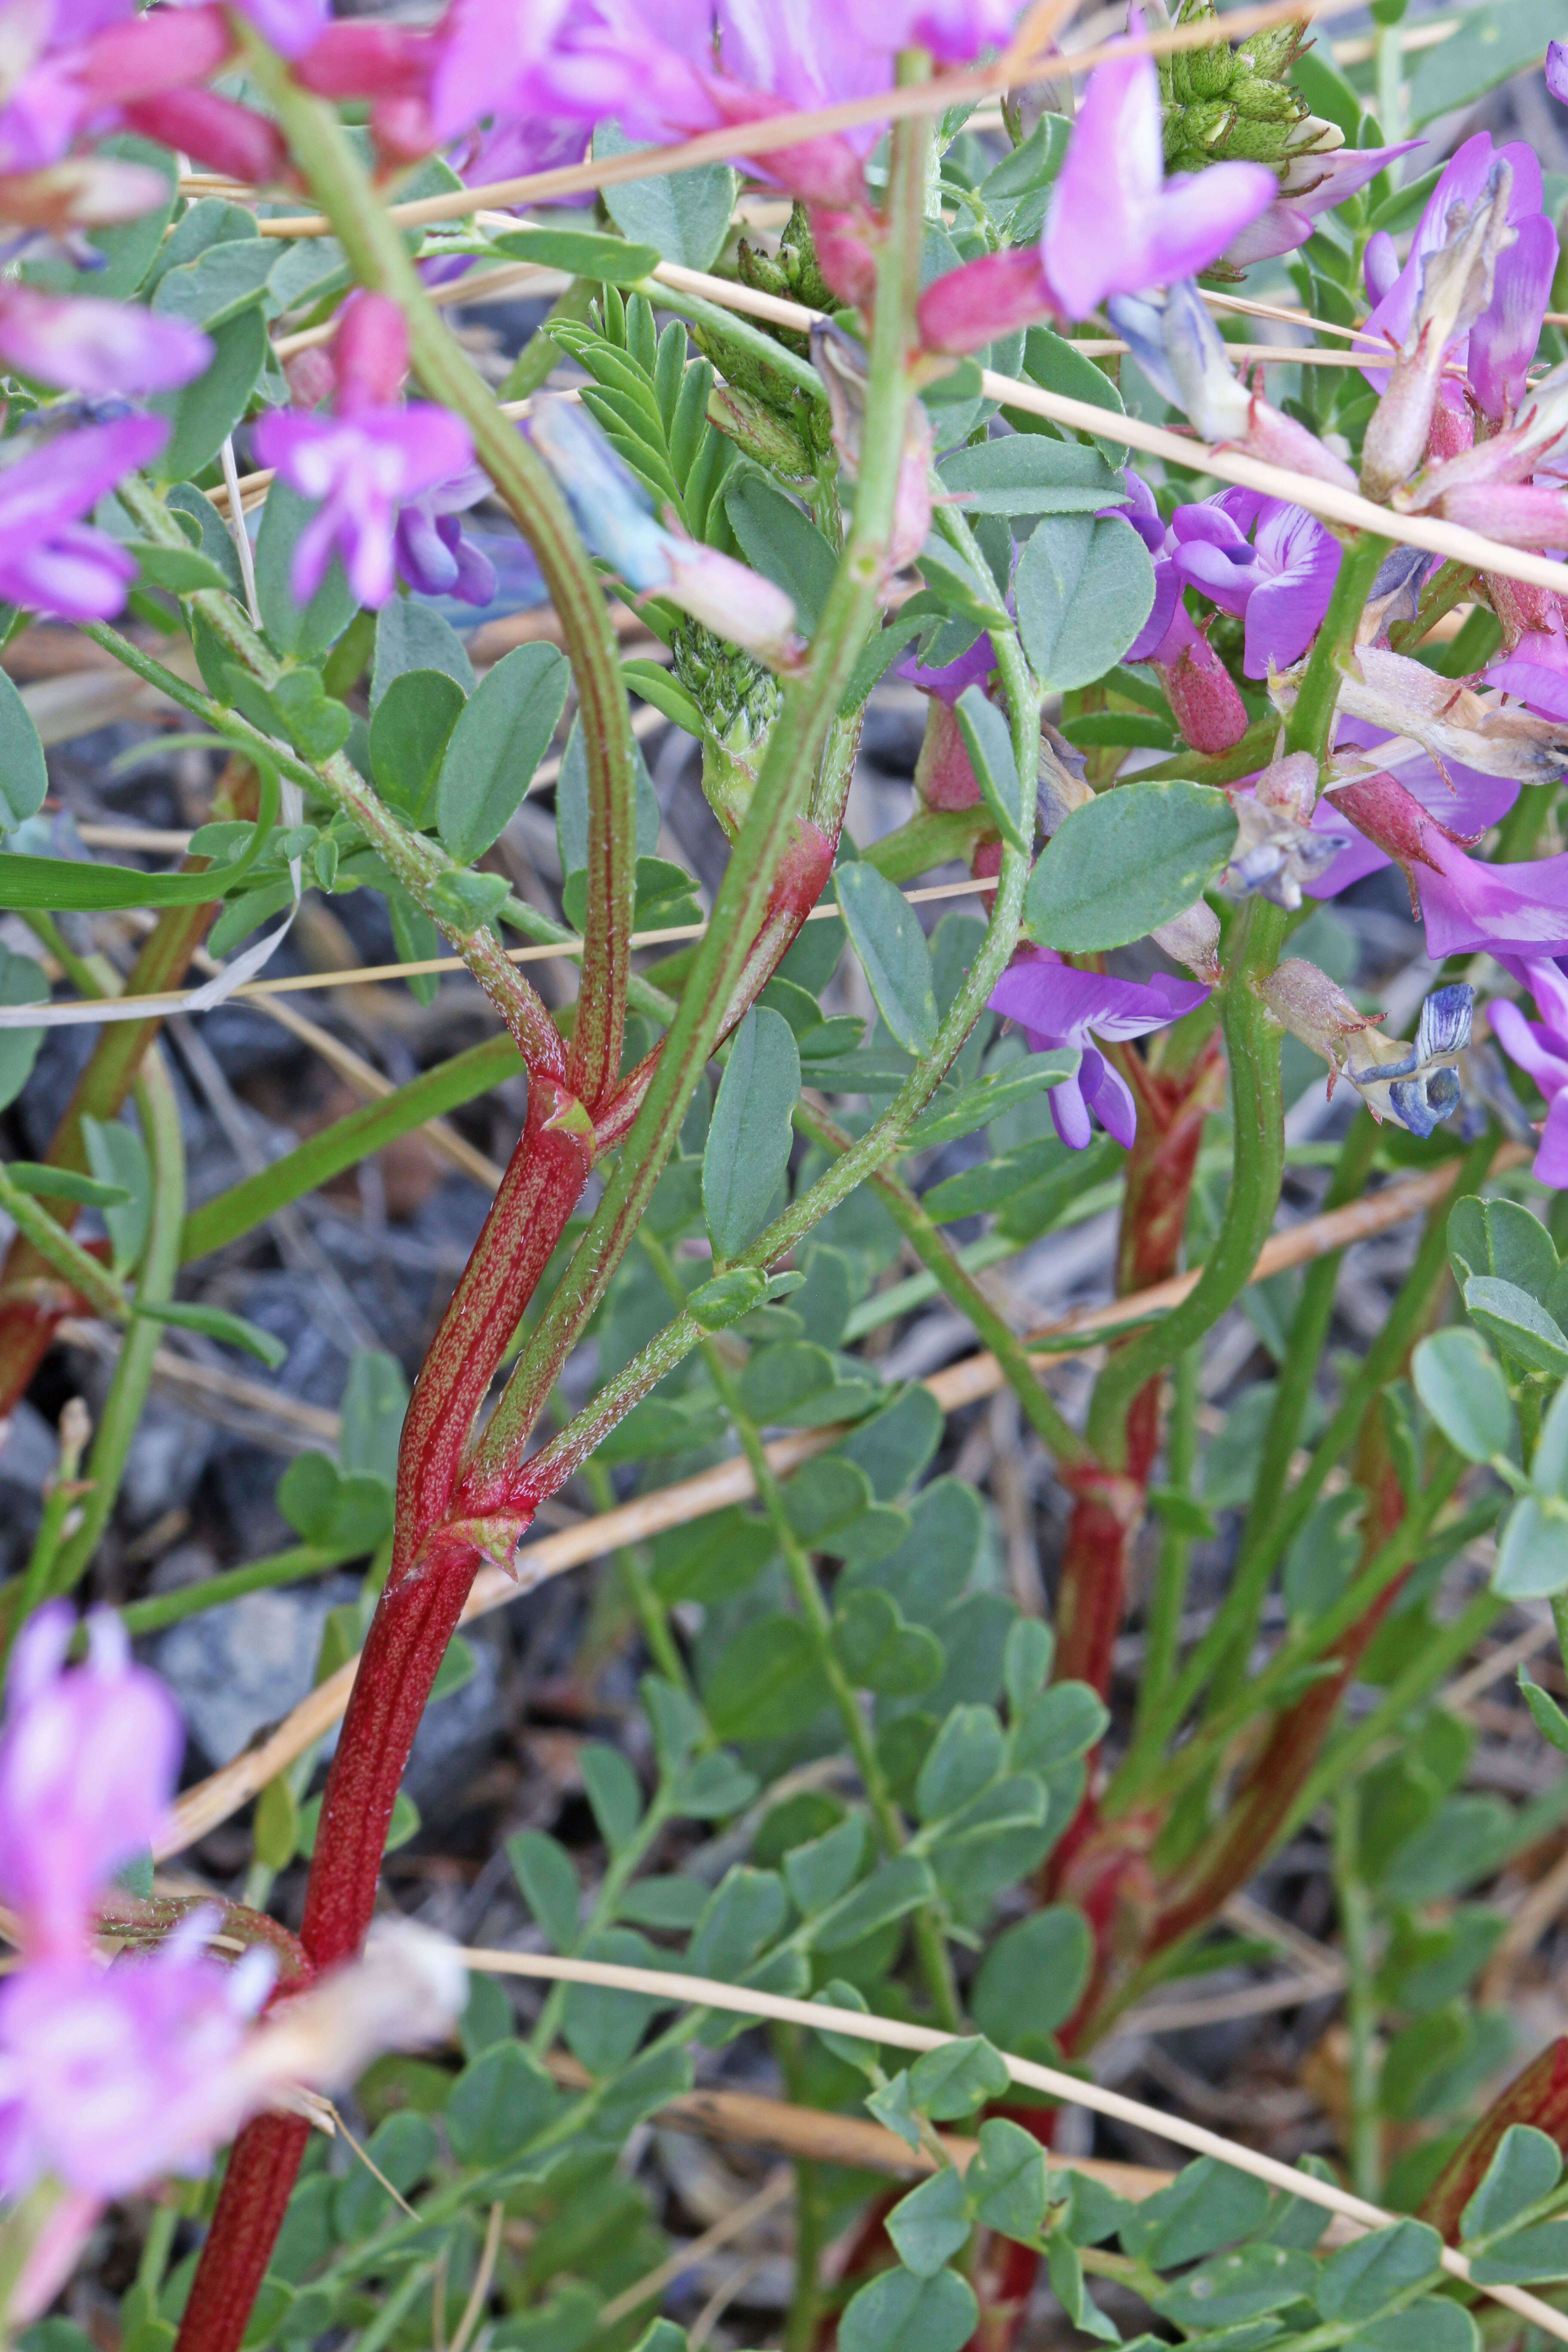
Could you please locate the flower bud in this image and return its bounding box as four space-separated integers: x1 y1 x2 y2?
1154 606 1250 754
915 698 983 813
372 95 436 167
333 291 408 413
917 247 1050 357
293 21 434 97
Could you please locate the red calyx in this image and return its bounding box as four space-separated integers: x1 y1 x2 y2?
77 3 234 97
292 21 435 98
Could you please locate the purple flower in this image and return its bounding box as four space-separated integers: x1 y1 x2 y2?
918 47 1275 352
230 0 327 58
1222 138 1423 269
0 1605 179 1960
1169 488 1341 677
255 408 472 607
431 0 985 206
253 294 473 609
1491 956 1568 1184
0 285 209 394
894 632 995 704
1330 768 1568 961
392 462 498 605
1489 630 1568 722
1548 40 1568 106
987 947 1210 1149
1357 132 1558 426
0 412 168 622
0 1927 269 2202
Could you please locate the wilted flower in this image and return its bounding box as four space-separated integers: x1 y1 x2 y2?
529 397 802 668
1262 959 1473 1135
1222 137 1422 269
0 412 168 622
253 293 474 609
1225 750 1349 909
1109 279 1357 490
1357 133 1558 433
987 948 1210 1149
1319 645 1568 789
1490 955 1568 1184
917 45 1275 353
1360 158 1519 500
1171 488 1341 677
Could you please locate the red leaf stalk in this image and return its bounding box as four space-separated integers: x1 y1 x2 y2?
174 1098 592 2352
1052 1038 1223 1695
1421 2038 1568 2239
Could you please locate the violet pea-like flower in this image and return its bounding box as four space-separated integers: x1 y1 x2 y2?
1551 41 1568 105
1489 955 1568 1186
987 948 1210 1150
1488 629 1568 724
1170 489 1341 678
0 411 169 622
1222 136 1422 270
257 406 475 608
392 460 499 606
917 44 1275 353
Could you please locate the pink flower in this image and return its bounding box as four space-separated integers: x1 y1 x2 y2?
987 948 1209 1148
0 1929 270 2204
1489 630 1568 723
0 412 170 622
0 284 209 393
429 0 1002 208
252 294 474 609
1170 488 1341 677
918 46 1274 353
0 1605 180 1961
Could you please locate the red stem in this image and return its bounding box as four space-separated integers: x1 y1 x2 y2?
175 2115 313 2352
1421 2038 1568 2239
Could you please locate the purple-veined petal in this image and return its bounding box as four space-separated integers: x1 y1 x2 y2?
1081 1048 1138 1148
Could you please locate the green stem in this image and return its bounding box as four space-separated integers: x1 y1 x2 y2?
0 1167 127 1321
241 36 636 1109
794 1101 1090 1467
1150 1450 1467 1819
3 1402 93 1661
583 1454 689 1691
1288 1569 1500 1834
1134 1344 1198 1744
460 80 936 1510
1185 1109 1380 1723
1388 560 1475 655
92 518 565 1079
514 838 1029 1510
49 1055 184 1595
1286 531 1391 768
1333 1786 1382 2201
118 1544 353 1636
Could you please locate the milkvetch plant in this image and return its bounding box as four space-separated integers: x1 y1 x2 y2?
11 1 1568 2349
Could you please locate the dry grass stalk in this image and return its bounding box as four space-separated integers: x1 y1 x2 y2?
458 1948 1568 2343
